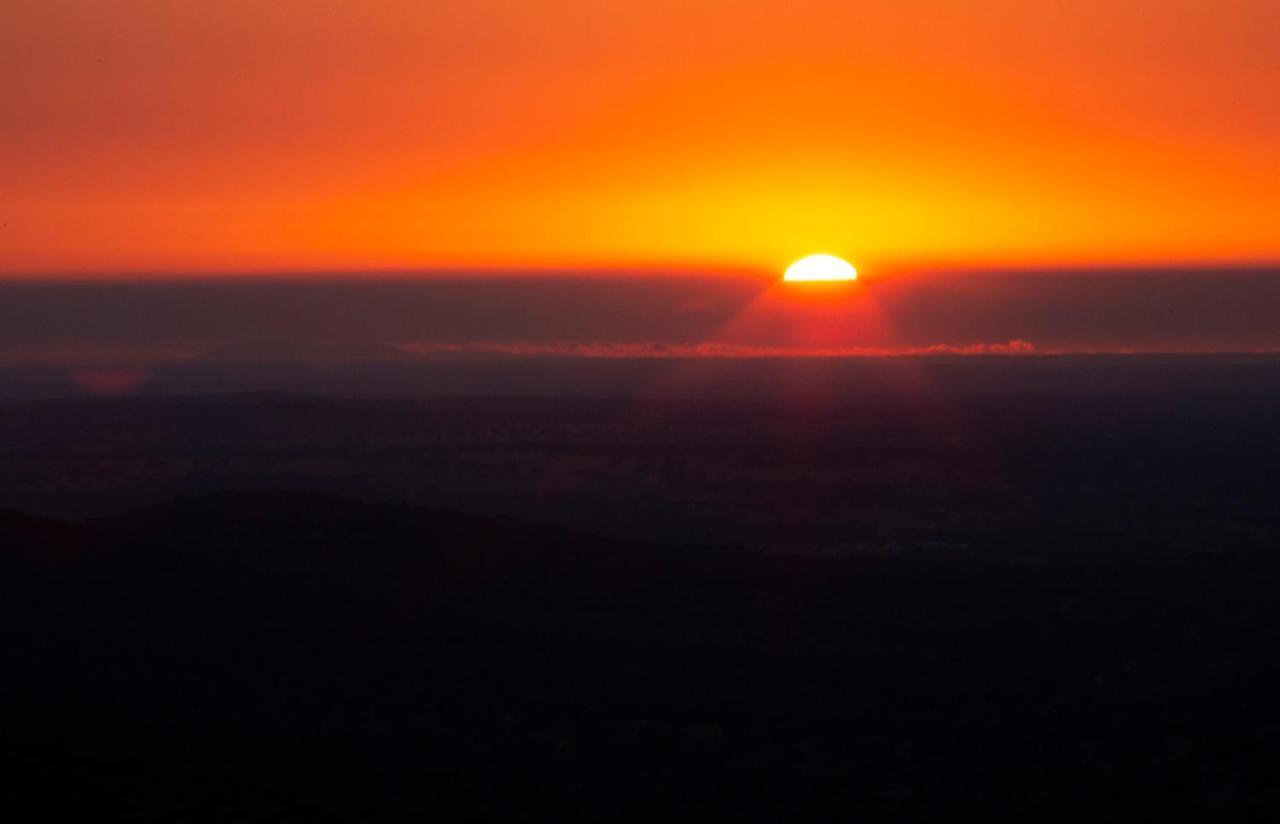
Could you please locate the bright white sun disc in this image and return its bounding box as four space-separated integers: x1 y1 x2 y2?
784 254 857 282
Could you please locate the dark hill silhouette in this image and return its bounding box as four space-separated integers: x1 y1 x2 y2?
4 492 1280 817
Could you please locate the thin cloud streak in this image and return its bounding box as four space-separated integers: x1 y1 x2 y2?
400 340 1039 358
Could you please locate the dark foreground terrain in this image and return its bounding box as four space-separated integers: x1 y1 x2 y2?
3 359 1280 816
3 355 1280 552
4 490 1280 817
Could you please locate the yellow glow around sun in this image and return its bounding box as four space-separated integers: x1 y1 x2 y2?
784 254 858 282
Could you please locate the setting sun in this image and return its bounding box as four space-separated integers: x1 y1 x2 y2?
784 255 858 282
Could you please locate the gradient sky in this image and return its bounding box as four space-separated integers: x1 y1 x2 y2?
3 1 1278 275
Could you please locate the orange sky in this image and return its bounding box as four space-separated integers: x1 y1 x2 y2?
3 1 1278 275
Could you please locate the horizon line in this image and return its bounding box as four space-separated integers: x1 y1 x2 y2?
3 259 1280 284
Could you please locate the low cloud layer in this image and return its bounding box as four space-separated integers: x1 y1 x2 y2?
1 269 1277 368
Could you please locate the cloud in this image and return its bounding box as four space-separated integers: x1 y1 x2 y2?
399 340 1038 359
916 340 1037 355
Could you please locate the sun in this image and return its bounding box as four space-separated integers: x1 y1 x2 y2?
783 254 857 282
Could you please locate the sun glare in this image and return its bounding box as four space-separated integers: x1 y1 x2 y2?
783 254 857 282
